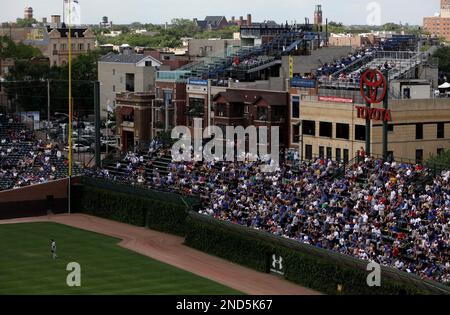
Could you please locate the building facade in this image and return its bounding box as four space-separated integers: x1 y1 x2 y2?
288 87 450 164
212 88 290 148
115 92 154 151
98 52 163 119
188 39 241 58
152 71 189 138
193 16 229 31
46 26 95 67
424 0 450 41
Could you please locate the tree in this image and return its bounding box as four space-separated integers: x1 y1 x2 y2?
327 21 346 34
433 46 450 79
427 150 450 169
0 36 42 59
4 51 100 118
382 23 402 32
15 18 38 28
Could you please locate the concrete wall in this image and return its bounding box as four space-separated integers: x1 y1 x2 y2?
390 82 432 100
230 77 286 91
0 178 69 219
419 65 440 89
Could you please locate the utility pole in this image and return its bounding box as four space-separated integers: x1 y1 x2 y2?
207 79 212 127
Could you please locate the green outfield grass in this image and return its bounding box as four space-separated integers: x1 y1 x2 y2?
0 222 241 295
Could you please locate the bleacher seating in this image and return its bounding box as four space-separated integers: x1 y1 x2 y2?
0 114 83 191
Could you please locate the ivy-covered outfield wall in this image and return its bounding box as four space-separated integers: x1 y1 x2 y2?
71 177 197 236
71 177 450 295
184 213 450 295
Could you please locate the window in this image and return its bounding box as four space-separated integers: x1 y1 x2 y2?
125 73 135 92
343 149 349 163
437 148 444 155
326 147 332 160
305 144 313 160
53 44 57 50
113 69 115 76
87 43 91 50
415 149 423 164
437 123 445 139
163 90 173 106
355 125 366 141
403 88 411 99
292 125 299 143
319 122 332 138
387 151 394 161
336 123 349 139
112 85 115 92
79 43 84 50
416 124 423 140
302 120 315 136
336 148 341 162
292 96 300 118
215 104 224 116
388 124 394 132
319 146 324 158
257 107 268 120
188 98 205 116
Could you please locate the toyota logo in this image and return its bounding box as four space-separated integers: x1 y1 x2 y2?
360 69 387 104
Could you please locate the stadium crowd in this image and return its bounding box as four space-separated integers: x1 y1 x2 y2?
316 46 377 78
89 146 450 284
0 114 81 191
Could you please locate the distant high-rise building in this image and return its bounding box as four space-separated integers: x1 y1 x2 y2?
314 5 323 26
424 0 450 41
24 7 33 20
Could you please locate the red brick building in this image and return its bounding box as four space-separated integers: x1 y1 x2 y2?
211 88 290 148
115 92 154 151
424 0 450 41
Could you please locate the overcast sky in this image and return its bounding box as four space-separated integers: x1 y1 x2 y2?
0 0 441 26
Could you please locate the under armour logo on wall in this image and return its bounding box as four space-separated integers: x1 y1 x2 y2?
272 254 283 271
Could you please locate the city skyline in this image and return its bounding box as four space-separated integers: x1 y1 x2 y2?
0 0 442 26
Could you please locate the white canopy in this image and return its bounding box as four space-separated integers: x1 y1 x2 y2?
438 82 450 89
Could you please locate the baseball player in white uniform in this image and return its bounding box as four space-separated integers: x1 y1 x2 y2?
51 239 57 259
